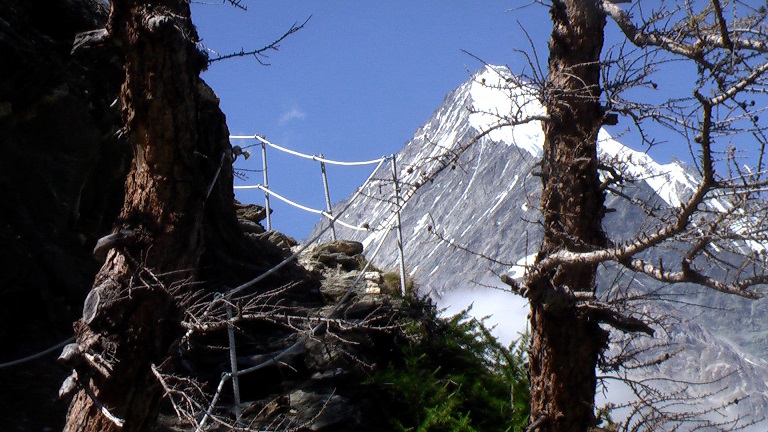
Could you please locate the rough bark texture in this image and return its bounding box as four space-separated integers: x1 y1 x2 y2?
62 1 245 430
528 1 609 431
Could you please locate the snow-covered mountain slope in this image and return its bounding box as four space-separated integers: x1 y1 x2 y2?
309 65 768 429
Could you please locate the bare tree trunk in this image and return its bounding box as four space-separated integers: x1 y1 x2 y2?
528 1 608 431
62 1 242 430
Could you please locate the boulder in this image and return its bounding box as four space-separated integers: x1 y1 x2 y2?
236 203 269 222
314 240 364 256
253 230 298 254
309 240 365 271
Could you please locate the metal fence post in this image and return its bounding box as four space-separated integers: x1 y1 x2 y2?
319 156 337 240
390 154 407 296
226 305 242 420
260 140 272 231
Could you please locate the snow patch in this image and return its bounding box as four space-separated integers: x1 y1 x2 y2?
597 130 696 207
505 253 538 280
413 213 431 233
467 66 543 157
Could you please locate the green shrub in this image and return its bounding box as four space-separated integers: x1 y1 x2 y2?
370 302 530 432
381 271 414 295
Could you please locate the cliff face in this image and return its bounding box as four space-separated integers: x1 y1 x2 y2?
0 0 127 334
0 1 128 429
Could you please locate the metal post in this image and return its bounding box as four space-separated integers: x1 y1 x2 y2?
390 154 408 296
319 156 337 240
260 141 272 230
226 305 242 420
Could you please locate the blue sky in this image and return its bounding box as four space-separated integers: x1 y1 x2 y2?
191 2 557 239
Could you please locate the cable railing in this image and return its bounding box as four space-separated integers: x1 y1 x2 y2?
187 134 412 429
231 135 387 166
236 184 370 232
231 134 390 237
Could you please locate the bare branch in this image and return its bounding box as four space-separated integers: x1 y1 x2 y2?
603 1 768 57
710 58 768 105
624 258 763 299
578 301 655 335
208 15 311 65
602 1 706 62
710 0 734 51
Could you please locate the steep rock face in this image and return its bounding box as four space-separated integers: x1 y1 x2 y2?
311 66 768 429
0 0 127 335
0 1 128 429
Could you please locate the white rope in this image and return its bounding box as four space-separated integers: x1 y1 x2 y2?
196 370 229 431
343 157 388 204
238 185 322 214
235 184 371 232
234 156 387 232
191 144 403 428
230 135 386 166
322 212 369 232
223 159 386 299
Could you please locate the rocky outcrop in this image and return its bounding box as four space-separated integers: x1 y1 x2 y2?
159 237 416 432
231 244 401 431
306 240 365 272
236 202 269 234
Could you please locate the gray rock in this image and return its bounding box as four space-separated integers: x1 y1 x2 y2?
313 240 364 256
236 203 269 223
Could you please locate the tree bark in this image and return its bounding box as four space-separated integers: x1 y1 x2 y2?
63 1 243 430
527 1 609 431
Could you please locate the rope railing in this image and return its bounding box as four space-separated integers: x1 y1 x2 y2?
235 184 371 232
189 134 411 428
222 158 392 299
216 134 409 424
0 336 75 369
1 132 411 431
181 151 392 336
231 135 387 166
187 187 372 430
230 135 390 237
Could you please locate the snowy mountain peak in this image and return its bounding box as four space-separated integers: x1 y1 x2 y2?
320 64 705 293
597 130 698 207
